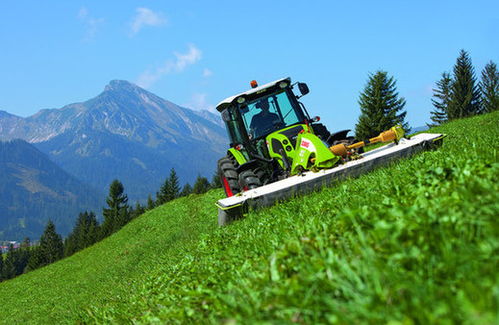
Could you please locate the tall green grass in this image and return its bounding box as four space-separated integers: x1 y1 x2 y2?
1 112 497 324
0 191 223 324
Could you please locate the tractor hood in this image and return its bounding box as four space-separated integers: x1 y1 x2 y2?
216 77 291 112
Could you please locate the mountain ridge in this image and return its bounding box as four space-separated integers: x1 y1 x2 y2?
0 80 227 200
0 139 103 240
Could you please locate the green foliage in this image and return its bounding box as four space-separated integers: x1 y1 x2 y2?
448 49 482 118
64 212 100 257
355 71 409 139
101 180 129 237
0 251 3 281
2 245 16 279
210 170 222 189
146 194 155 210
38 221 63 266
130 201 146 219
1 112 497 324
480 60 499 113
156 168 181 205
429 72 452 126
192 175 210 194
180 183 193 197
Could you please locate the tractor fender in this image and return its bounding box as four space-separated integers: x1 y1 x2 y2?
328 129 352 143
227 147 248 166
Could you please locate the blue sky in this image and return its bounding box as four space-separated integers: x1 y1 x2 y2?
0 1 497 130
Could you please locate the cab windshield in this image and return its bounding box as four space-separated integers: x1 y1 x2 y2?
239 90 304 139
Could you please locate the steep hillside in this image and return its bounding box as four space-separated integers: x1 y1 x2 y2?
0 140 103 241
0 80 226 200
0 112 497 324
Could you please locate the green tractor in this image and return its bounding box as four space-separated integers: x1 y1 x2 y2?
216 77 357 197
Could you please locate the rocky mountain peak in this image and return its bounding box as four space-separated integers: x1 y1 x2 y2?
104 80 141 93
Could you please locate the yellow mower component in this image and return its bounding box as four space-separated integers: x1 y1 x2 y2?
330 125 405 158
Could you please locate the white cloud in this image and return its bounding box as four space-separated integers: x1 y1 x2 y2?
202 68 213 77
186 93 215 112
136 44 202 88
130 7 166 36
78 7 104 41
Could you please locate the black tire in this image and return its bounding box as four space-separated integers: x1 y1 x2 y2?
218 156 240 197
238 170 262 191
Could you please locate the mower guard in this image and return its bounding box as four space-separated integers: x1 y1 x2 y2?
216 132 446 225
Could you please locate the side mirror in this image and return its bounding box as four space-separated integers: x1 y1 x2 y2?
298 82 309 96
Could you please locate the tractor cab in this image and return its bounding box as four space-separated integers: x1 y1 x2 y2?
216 77 344 197
217 78 311 146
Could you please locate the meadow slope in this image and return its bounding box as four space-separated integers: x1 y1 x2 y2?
1 111 498 324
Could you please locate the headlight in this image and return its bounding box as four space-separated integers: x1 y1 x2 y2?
279 81 288 88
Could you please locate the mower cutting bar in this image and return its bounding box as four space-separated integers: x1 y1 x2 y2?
216 132 445 225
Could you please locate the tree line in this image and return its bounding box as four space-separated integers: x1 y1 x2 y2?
0 170 221 282
429 50 498 125
354 49 497 139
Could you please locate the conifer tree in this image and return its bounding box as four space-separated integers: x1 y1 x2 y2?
130 201 146 219
39 220 64 265
17 238 31 274
65 211 100 257
193 175 210 194
428 72 453 126
146 194 155 210
355 71 408 139
2 244 16 279
479 60 499 113
448 49 481 118
156 177 170 205
26 246 43 272
102 180 129 237
211 171 222 189
167 168 180 200
0 251 3 281
180 183 193 197
156 168 181 205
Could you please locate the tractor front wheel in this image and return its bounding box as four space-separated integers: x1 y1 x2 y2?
238 170 262 191
218 157 240 197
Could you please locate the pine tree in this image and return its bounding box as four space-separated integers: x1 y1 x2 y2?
156 177 170 205
156 168 181 205
180 183 193 197
167 168 180 200
480 60 499 113
130 201 146 219
0 251 3 281
146 194 155 210
193 175 210 194
65 211 100 257
355 71 408 139
101 180 129 237
211 171 222 189
39 220 64 265
448 49 481 118
26 246 43 272
17 237 31 275
2 244 16 279
428 72 453 126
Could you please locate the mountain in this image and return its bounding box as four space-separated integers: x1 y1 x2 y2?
0 140 103 241
0 80 227 200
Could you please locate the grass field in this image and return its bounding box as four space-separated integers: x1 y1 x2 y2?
1 111 497 324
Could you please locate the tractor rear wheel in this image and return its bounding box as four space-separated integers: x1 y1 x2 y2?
218 157 240 197
238 170 262 191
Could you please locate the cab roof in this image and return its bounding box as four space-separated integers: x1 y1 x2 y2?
216 77 291 112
